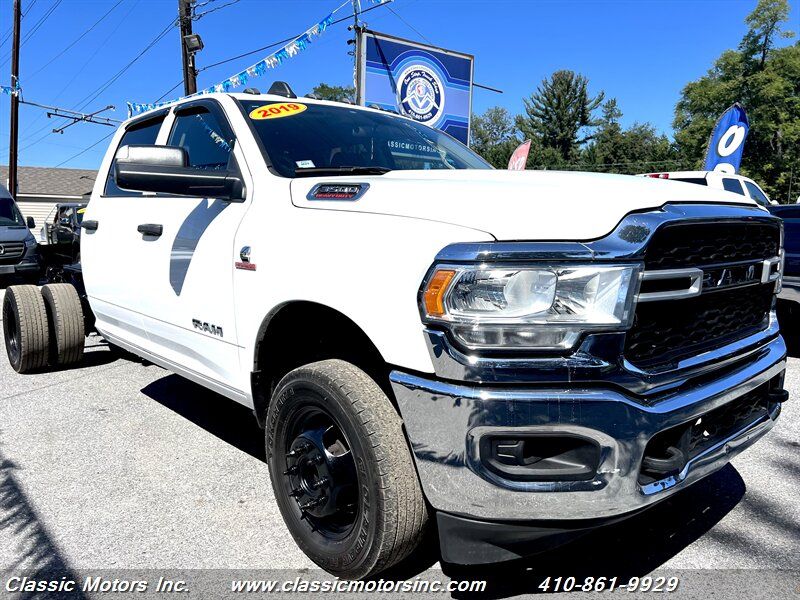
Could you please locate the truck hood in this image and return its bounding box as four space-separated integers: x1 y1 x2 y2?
290 170 761 241
0 225 34 243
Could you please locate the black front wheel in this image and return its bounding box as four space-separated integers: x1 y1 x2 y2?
266 359 428 579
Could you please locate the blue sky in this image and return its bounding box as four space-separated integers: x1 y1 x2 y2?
0 0 797 170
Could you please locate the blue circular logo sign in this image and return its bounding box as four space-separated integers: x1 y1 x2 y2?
397 65 444 125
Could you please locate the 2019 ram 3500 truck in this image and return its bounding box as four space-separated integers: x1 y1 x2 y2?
2 91 789 578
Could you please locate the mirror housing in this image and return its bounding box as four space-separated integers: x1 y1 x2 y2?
26 216 35 229
113 144 246 202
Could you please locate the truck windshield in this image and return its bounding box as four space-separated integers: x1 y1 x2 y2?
0 196 25 226
239 100 491 178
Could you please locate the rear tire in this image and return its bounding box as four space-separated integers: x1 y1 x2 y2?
2 285 50 373
266 359 428 579
41 283 84 367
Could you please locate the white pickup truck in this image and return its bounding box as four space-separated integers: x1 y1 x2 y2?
2 89 789 578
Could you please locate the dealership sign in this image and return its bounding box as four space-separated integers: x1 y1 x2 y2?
357 30 474 145
703 103 749 174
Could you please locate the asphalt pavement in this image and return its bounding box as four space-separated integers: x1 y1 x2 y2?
0 294 797 597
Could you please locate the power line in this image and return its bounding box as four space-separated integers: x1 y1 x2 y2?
155 79 185 102
54 131 114 167
386 5 432 45
0 0 62 64
5 0 141 153
194 0 241 19
197 0 389 74
0 0 38 51
26 0 126 80
73 17 176 112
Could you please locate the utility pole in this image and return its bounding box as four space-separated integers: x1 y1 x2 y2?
350 0 363 104
7 0 21 198
178 0 197 95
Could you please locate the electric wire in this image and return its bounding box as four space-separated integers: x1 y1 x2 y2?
54 131 114 167
0 0 63 64
196 0 387 74
0 0 38 51
26 0 126 80
194 0 241 19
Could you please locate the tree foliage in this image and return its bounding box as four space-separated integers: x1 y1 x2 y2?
674 0 798 201
470 107 519 168
516 70 605 161
310 83 355 102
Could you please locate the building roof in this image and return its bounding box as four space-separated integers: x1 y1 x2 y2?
0 165 98 198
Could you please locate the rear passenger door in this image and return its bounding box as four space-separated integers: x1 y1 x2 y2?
82 110 168 347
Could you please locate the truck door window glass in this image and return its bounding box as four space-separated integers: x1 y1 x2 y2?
722 178 745 195
167 108 233 171
239 100 491 178
0 196 25 226
104 115 166 196
744 181 771 206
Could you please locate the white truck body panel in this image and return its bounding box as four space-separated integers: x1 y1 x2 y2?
81 93 760 409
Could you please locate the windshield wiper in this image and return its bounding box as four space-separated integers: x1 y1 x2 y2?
294 166 392 178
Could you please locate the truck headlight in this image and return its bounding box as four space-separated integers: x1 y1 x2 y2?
421 264 641 350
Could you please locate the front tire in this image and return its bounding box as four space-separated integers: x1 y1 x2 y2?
266 359 428 579
2 285 50 373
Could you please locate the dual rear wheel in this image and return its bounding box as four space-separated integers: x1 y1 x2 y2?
3 283 84 373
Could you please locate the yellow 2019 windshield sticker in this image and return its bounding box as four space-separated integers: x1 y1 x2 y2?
249 103 307 120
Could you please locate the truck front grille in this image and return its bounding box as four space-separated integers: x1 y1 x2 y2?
0 242 25 264
625 221 780 370
643 221 780 269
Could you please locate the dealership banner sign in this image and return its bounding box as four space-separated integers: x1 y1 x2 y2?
508 140 531 170
703 102 749 174
358 30 474 145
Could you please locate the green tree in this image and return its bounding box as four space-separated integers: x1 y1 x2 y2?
470 106 519 168
673 0 799 201
740 0 795 69
516 70 605 161
309 83 355 102
584 98 679 173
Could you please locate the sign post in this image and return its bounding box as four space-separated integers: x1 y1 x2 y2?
357 30 474 145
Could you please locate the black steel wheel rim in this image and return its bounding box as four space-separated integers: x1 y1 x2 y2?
3 301 19 364
280 401 360 540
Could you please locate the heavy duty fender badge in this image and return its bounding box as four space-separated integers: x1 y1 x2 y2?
307 183 370 201
235 245 256 271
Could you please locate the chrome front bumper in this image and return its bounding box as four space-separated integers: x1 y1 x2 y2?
390 333 786 522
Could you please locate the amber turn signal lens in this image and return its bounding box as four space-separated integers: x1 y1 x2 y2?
423 269 456 317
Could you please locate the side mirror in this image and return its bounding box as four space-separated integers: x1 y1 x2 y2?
26 216 35 228
113 145 246 202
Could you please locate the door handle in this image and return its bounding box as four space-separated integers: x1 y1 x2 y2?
81 220 99 231
137 223 163 237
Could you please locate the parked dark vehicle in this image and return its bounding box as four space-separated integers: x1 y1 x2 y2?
0 184 40 284
38 202 87 280
766 204 800 340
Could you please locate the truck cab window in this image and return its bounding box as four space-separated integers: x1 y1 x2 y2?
722 178 745 195
104 115 166 196
167 108 233 171
745 181 771 206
